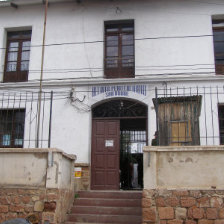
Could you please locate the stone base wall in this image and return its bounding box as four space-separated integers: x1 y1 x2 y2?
74 163 90 191
0 188 73 224
143 189 224 224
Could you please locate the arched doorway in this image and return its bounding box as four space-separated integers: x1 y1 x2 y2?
91 99 147 190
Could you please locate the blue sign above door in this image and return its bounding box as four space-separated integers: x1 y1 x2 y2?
92 84 147 98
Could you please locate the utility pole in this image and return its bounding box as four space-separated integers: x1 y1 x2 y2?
36 0 49 148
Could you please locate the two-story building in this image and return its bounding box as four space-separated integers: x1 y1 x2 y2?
0 0 224 191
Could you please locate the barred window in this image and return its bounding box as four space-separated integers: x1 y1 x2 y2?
0 110 25 148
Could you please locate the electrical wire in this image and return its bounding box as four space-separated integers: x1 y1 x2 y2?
0 66 215 74
186 0 224 6
0 70 219 84
0 84 224 97
0 63 215 72
0 33 215 50
1 85 224 105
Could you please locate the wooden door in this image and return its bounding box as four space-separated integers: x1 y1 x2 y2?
91 120 120 190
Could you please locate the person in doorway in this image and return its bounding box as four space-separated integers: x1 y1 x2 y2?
151 131 158 146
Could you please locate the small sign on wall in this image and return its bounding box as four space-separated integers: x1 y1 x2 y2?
74 167 82 178
105 140 114 147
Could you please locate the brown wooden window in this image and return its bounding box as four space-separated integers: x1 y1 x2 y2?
153 96 201 146
170 120 192 146
4 30 32 82
213 20 224 75
218 105 224 145
104 20 134 78
0 109 25 148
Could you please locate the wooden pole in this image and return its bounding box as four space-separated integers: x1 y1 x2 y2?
36 0 48 148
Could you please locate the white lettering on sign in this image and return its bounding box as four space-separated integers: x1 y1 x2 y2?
92 85 147 98
105 140 114 147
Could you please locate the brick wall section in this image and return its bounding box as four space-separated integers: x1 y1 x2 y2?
81 166 90 190
143 189 224 224
0 188 73 223
75 164 90 191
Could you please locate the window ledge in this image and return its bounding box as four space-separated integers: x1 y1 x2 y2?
144 145 224 152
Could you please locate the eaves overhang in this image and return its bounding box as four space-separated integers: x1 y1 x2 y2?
0 0 77 8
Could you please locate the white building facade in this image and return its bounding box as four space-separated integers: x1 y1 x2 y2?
0 0 224 190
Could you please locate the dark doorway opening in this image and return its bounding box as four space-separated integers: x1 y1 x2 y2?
120 119 146 190
92 99 147 190
218 104 224 145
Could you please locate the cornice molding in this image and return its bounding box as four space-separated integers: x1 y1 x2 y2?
0 74 223 90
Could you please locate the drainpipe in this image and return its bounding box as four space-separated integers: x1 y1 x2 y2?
36 0 48 148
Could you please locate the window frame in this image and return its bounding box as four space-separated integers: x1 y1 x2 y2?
104 20 135 79
0 109 25 148
4 30 32 82
212 20 224 75
153 96 201 146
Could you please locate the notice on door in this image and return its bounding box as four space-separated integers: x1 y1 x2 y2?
105 140 114 147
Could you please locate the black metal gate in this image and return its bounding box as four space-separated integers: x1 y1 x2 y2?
120 126 146 189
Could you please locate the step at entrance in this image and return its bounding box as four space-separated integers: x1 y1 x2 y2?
66 191 142 224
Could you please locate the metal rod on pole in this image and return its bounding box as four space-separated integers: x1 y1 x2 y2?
36 0 48 148
48 91 53 148
155 87 160 146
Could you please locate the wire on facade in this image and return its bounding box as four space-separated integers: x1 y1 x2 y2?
0 33 215 50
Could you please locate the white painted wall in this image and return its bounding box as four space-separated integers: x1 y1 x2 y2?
144 146 224 190
0 0 224 80
0 148 75 189
0 0 224 163
0 151 47 187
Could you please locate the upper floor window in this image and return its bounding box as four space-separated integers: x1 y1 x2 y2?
104 20 134 78
4 30 32 82
213 20 224 75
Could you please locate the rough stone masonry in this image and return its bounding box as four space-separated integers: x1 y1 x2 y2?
0 188 73 224
142 189 224 224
